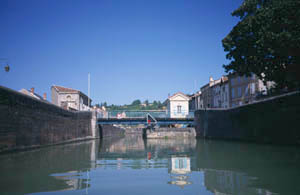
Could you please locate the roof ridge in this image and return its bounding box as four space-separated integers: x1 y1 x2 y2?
53 85 79 93
168 92 190 100
53 85 78 90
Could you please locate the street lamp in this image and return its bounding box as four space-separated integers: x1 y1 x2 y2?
4 64 10 72
0 58 10 72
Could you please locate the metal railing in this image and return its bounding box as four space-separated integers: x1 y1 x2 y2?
97 110 194 119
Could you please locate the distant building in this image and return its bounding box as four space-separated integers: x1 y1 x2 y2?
210 76 229 108
220 77 230 108
195 91 202 110
19 88 47 101
200 84 211 108
196 73 274 110
167 92 190 118
51 85 92 111
189 91 201 111
228 73 273 107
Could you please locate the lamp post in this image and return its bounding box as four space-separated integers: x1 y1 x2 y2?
88 73 90 108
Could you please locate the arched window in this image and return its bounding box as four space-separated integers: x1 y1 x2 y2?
67 95 71 102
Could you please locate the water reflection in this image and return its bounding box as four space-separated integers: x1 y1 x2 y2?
168 156 192 188
0 140 98 194
0 136 299 195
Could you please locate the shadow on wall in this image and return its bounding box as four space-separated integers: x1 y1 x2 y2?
98 125 124 139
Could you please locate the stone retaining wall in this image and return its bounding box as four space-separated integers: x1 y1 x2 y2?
98 125 124 138
145 128 196 139
194 91 300 145
0 86 97 153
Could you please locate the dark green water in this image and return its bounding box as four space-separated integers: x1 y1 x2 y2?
0 135 300 195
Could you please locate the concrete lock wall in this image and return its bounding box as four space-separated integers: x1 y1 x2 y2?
0 86 99 153
194 92 300 145
98 125 124 139
145 128 196 139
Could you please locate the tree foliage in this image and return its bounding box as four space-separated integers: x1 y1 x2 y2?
131 99 141 106
222 0 300 89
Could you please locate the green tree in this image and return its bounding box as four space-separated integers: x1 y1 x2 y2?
157 101 163 109
131 99 141 106
222 0 300 90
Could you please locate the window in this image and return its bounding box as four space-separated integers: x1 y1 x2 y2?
245 85 249 96
175 158 187 169
250 83 256 94
66 95 71 101
231 88 235 98
237 77 240 84
231 78 235 85
177 105 182 113
237 87 242 97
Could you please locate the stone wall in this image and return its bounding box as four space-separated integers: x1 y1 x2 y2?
98 125 124 138
0 86 96 153
145 128 196 139
194 91 300 145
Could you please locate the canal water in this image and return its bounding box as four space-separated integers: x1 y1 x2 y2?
0 136 300 195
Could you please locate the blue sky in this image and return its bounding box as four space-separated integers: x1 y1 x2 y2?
0 0 243 105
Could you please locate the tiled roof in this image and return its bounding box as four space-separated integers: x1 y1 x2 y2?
19 89 47 102
53 85 79 93
221 76 228 82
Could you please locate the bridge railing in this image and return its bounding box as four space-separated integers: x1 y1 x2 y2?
97 110 194 119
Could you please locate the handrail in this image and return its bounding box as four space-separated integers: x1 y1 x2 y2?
97 110 194 119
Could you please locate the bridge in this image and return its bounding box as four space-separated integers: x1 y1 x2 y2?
97 110 194 126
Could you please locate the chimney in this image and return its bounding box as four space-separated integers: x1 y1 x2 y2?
43 93 47 100
209 77 214 82
30 87 34 93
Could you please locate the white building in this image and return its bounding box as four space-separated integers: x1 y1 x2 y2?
210 78 222 108
167 92 190 118
51 85 92 111
220 81 229 108
210 76 229 108
204 76 230 109
191 91 202 110
228 73 274 107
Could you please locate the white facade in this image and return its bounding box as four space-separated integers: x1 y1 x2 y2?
209 76 229 108
212 83 221 108
220 82 229 108
167 92 190 118
51 85 92 111
195 92 202 110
